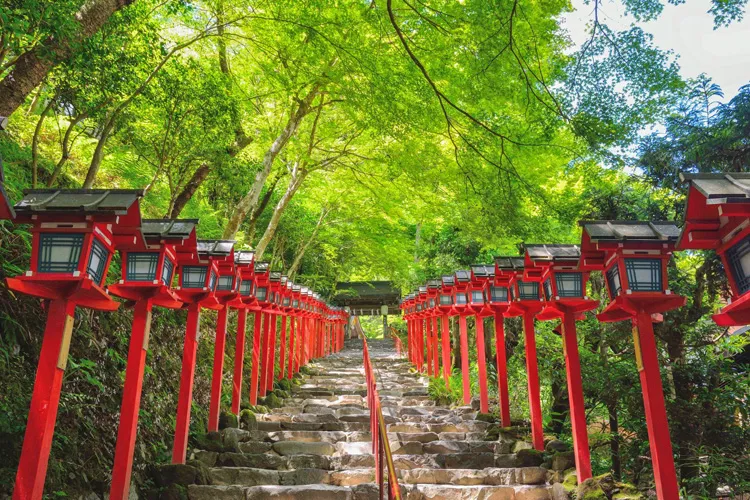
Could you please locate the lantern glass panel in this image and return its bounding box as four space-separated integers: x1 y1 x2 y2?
428 298 435 308
208 271 217 291
555 272 583 298
293 299 299 308
455 293 468 305
256 286 268 301
605 264 621 298
727 235 750 295
239 279 252 296
283 297 291 306
217 275 234 291
518 281 538 300
416 303 422 311
182 266 207 288
490 286 508 303
38 233 84 274
87 238 109 285
543 278 553 301
127 253 159 282
625 259 662 292
162 257 174 286
471 290 484 304
440 294 453 305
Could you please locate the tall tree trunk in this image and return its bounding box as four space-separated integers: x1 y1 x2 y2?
608 401 622 480
169 163 210 218
254 167 308 260
83 117 116 188
222 87 319 239
31 98 55 187
48 112 88 187
0 0 136 118
287 207 330 279
245 177 280 244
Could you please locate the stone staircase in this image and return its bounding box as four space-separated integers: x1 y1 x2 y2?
184 338 562 499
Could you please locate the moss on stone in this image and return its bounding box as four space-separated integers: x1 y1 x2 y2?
218 411 238 430
476 412 498 423
516 448 545 467
239 409 257 430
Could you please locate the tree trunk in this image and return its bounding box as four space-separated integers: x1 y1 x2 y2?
48 112 87 186
287 207 330 279
169 163 210 218
83 117 116 188
222 87 319 239
608 401 621 480
254 167 308 260
0 0 136 118
31 98 55 187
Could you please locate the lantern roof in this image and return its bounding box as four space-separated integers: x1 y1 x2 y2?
494 256 525 270
418 285 428 294
470 264 495 278
234 250 255 264
255 262 270 274
197 239 235 257
427 279 441 289
680 172 750 202
269 271 282 282
524 244 581 262
142 219 198 242
580 220 680 242
455 270 471 282
292 285 302 292
441 275 455 287
14 189 143 217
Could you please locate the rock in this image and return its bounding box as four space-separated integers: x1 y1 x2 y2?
239 409 257 430
545 439 570 453
476 412 498 423
218 412 238 430
516 448 545 467
279 468 329 486
513 441 534 453
272 441 336 456
518 467 548 485
151 464 205 487
193 451 218 467
159 484 188 500
263 393 283 409
551 451 576 472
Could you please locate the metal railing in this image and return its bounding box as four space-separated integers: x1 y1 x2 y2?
362 338 401 499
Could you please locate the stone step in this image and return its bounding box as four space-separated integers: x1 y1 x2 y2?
187 483 557 500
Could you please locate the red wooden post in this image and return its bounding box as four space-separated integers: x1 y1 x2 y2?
441 315 450 389
13 299 76 500
110 299 153 500
208 307 229 432
266 313 277 392
523 312 545 451
494 312 511 427
458 315 471 405
279 315 287 379
249 312 262 405
172 302 201 464
259 312 270 398
562 312 592 482
418 319 425 372
635 312 680 499
231 308 247 415
288 315 295 379
423 316 437 377
475 316 489 414
431 316 439 376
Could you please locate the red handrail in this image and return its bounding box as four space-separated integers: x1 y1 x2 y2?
362 338 401 499
389 326 404 356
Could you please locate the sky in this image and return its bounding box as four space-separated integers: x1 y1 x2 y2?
562 0 750 99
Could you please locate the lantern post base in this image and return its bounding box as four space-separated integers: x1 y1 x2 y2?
494 312 511 428
110 299 153 500
441 315 451 389
475 315 489 414
13 299 76 500
172 303 201 464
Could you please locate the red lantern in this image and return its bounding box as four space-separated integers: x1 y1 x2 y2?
678 173 750 325
171 238 234 464
230 250 255 415
7 188 144 499
580 220 683 500
107 218 197 499
495 256 544 447
468 265 494 413
524 244 597 483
